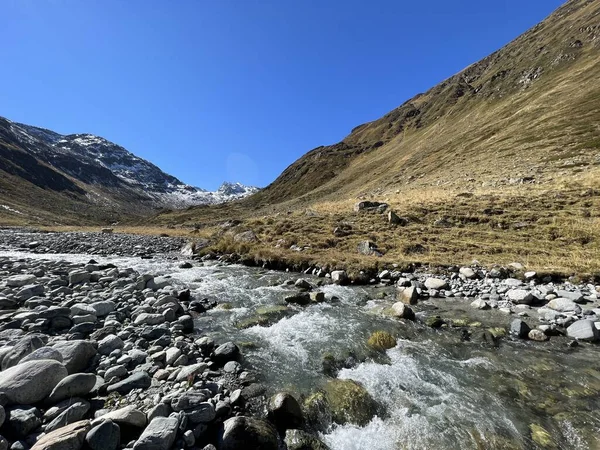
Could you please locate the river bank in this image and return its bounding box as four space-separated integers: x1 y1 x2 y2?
0 229 599 449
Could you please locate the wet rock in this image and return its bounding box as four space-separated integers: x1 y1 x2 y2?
510 319 531 339
284 429 330 450
528 329 549 342
267 393 303 431
322 379 377 427
390 302 415 320
567 320 599 341
220 416 278 450
30 420 90 450
0 360 68 405
396 286 418 305
212 342 239 364
330 271 348 286
133 417 179 450
284 293 310 306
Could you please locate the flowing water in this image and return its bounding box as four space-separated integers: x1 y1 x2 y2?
2 251 600 449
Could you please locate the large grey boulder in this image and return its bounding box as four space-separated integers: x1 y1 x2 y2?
390 302 415 320
547 298 582 314
212 342 239 364
330 271 348 285
510 319 531 338
0 359 68 405
98 336 124 356
1 334 47 370
133 417 179 450
45 401 90 432
30 419 90 450
567 320 599 341
90 301 116 317
220 416 278 450
69 271 91 285
53 341 97 374
396 286 418 305
47 373 97 403
85 420 120 450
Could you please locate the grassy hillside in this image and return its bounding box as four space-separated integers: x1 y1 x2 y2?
149 0 600 277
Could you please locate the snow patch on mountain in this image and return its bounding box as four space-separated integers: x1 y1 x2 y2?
7 120 259 207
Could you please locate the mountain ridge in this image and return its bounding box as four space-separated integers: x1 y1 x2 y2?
0 116 259 224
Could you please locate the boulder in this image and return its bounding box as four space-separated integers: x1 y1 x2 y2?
330 271 348 285
48 373 97 403
284 429 330 450
507 289 534 305
547 298 582 314
30 420 90 450
357 241 382 257
321 379 377 426
459 267 476 279
212 342 239 364
510 319 531 339
390 302 415 320
567 320 599 341
98 336 124 356
220 416 278 450
267 393 304 431
6 275 37 288
396 286 418 305
53 341 97 374
424 278 448 290
284 293 311 306
45 401 90 432
0 359 67 405
68 271 91 285
85 420 120 450
1 334 47 370
5 406 42 438
353 201 387 213
133 417 179 450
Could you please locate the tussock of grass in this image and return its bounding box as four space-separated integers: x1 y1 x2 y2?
367 331 397 351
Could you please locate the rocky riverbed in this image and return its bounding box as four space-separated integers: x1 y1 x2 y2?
0 229 599 450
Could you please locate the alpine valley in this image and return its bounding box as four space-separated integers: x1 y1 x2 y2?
0 116 258 225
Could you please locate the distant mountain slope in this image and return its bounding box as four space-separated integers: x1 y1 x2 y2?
228 0 600 209
0 117 258 224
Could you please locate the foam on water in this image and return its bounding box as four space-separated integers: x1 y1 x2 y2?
324 341 521 450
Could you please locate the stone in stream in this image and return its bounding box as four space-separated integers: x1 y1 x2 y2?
220 416 278 450
85 420 120 450
0 359 67 405
267 393 304 431
106 372 151 395
284 293 311 306
396 286 418 305
212 342 239 364
284 429 330 450
30 419 90 450
390 302 415 320
330 271 348 285
528 329 549 342
47 373 98 403
510 319 531 339
567 320 599 341
470 299 490 310
133 416 179 450
52 341 97 374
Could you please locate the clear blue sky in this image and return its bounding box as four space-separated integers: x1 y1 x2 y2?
2 0 564 190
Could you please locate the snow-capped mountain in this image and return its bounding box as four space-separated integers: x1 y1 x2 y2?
5 119 259 208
